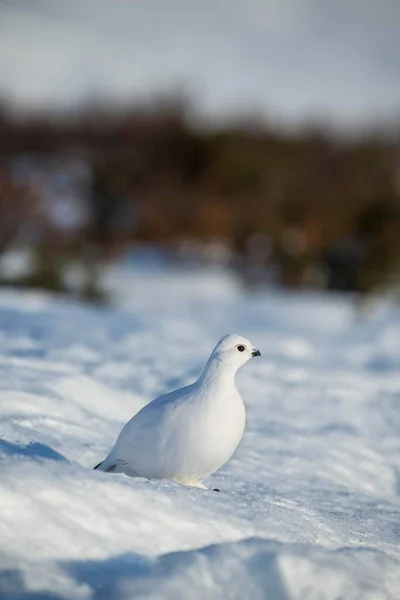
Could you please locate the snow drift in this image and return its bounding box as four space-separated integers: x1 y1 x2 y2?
0 260 399 598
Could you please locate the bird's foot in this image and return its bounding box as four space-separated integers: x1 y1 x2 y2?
188 481 207 489
185 482 220 492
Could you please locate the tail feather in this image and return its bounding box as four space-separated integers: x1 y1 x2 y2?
94 460 117 473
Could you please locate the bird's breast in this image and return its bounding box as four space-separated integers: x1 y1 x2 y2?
158 391 246 481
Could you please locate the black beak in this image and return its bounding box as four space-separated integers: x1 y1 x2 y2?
252 348 261 357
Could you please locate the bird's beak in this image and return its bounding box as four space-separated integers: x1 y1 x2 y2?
252 348 261 357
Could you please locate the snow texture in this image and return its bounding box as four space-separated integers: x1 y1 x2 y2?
0 255 399 599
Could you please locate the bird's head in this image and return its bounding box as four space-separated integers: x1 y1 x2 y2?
210 334 261 371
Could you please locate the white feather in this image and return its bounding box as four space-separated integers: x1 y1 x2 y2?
96 334 260 487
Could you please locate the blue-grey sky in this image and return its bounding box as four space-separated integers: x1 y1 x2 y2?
1 0 400 127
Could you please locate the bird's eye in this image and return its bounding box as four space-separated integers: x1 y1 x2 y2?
237 345 246 352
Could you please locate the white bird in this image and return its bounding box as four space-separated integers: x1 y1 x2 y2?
94 334 260 489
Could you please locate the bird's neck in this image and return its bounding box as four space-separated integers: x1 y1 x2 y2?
197 357 236 390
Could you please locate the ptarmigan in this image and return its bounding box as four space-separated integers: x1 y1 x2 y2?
94 334 260 488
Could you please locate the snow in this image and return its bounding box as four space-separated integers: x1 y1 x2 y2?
0 257 399 599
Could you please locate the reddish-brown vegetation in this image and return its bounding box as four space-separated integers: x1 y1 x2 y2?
0 97 399 297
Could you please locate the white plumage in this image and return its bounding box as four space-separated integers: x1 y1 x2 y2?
94 333 260 488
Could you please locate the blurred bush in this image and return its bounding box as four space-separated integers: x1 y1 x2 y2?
0 96 399 299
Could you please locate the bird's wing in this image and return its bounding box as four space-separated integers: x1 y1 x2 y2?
110 382 197 465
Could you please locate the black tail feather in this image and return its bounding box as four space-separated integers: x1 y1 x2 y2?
94 461 117 473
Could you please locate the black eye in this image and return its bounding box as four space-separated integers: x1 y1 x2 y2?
237 345 246 352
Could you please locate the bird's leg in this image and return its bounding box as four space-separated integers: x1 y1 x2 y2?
188 481 221 492
189 481 208 489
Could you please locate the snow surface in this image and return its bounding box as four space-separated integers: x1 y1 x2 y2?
0 256 399 599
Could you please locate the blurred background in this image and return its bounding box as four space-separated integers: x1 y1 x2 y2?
1 0 400 304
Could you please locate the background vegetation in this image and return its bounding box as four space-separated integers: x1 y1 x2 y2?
1 97 399 301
